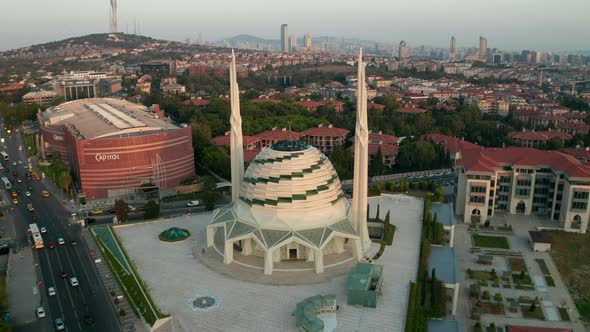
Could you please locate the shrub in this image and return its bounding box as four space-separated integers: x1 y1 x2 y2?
482 290 490 300
119 308 127 317
494 293 503 302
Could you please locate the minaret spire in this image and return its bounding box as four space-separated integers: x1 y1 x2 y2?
230 50 245 203
351 48 370 248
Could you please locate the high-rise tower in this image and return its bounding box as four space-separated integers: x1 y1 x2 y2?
479 36 487 60
304 33 312 48
351 48 370 249
450 36 456 61
399 40 408 60
281 24 289 52
229 50 244 203
289 35 296 52
110 0 118 33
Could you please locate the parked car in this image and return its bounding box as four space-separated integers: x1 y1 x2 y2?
186 200 201 207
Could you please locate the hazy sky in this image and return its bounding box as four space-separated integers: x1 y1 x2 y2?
1 0 589 52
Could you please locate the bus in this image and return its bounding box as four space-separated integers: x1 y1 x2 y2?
0 151 8 161
28 223 44 249
1 177 11 190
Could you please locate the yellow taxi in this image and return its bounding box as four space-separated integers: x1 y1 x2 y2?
11 191 17 198
41 190 50 198
90 209 103 215
12 198 18 205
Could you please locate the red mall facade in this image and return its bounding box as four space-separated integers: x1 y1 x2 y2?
40 125 195 199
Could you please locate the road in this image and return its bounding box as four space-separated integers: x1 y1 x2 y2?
2 126 120 332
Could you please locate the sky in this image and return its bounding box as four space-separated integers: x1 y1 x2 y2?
0 0 589 52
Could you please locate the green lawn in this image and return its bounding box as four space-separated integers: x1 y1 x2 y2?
23 134 37 157
512 273 533 285
558 307 571 321
473 235 510 249
521 305 545 320
468 269 496 282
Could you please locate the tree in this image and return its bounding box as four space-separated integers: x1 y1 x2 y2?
369 147 384 176
114 199 131 222
545 136 563 150
430 268 437 309
434 183 444 202
143 200 160 219
202 191 218 211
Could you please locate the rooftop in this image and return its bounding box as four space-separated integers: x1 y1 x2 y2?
41 98 178 139
428 246 457 284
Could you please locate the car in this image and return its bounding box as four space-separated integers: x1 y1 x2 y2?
48 287 56 296
4 168 8 173
27 186 32 191
31 215 38 221
16 178 22 183
57 238 65 245
27 204 34 212
40 227 46 233
11 162 16 166
128 205 136 212
48 242 55 249
41 190 49 197
33 174 40 180
60 271 68 279
11 171 16 176
25 191 31 197
69 277 79 287
23 164 28 170
11 191 17 197
90 209 103 215
83 314 95 325
71 240 78 246
36 306 46 319
18 145 22 151
186 200 201 207
55 318 65 330
12 198 18 205
17 160 22 165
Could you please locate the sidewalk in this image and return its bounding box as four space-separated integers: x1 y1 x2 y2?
7 247 41 326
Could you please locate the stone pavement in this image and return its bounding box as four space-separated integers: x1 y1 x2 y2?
82 229 147 332
114 194 424 332
7 247 41 326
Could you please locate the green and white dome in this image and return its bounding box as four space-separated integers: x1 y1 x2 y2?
235 140 347 230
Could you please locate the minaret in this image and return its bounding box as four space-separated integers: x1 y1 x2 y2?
351 48 370 248
230 50 244 203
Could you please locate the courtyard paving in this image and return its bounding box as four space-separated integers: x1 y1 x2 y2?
113 194 423 332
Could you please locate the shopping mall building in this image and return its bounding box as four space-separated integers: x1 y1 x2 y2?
38 98 195 199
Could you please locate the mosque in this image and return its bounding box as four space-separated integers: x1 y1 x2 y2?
207 50 371 275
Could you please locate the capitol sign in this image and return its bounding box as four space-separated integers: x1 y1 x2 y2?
95 154 120 162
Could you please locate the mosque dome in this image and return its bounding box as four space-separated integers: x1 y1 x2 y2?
234 140 348 231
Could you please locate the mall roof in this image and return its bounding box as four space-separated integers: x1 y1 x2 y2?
41 98 179 140
459 147 590 178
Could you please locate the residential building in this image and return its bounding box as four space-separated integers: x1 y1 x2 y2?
22 90 56 105
449 36 456 62
140 60 176 77
304 33 312 48
508 130 572 148
399 40 408 60
479 36 487 60
252 127 303 149
456 147 590 233
302 124 350 154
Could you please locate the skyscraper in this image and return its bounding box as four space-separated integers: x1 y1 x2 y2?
450 36 456 61
280 24 288 52
289 35 296 52
304 33 312 48
479 36 487 60
399 40 408 60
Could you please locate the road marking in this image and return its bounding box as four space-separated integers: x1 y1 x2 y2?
52 243 80 327
43 247 65 319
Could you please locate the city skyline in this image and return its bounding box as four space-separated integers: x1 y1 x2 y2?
0 0 589 52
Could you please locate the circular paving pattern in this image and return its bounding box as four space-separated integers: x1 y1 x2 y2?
189 295 219 311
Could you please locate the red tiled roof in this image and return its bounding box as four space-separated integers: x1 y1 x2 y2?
250 98 281 104
557 122 590 131
252 129 303 141
506 325 571 332
182 99 210 106
508 130 572 141
302 125 349 137
396 106 427 114
421 134 479 154
459 147 590 178
368 102 386 110
244 149 261 163
368 143 399 156
294 100 323 109
562 147 590 161
350 133 399 145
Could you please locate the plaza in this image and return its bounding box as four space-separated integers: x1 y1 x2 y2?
114 194 423 332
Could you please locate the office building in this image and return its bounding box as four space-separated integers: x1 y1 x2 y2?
289 35 297 52
450 36 456 61
53 71 122 101
304 33 312 48
281 24 289 52
399 40 408 60
140 60 176 77
479 36 487 60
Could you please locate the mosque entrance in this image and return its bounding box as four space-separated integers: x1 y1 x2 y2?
289 248 298 259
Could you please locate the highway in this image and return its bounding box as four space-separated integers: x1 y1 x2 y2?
2 126 120 332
